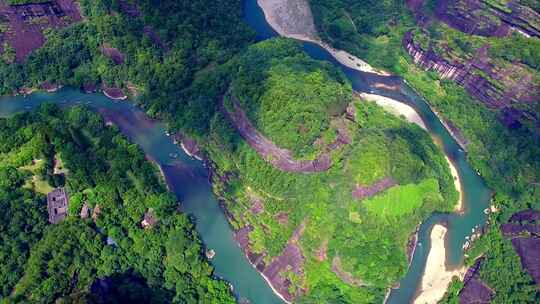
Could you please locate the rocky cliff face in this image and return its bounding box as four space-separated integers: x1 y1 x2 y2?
403 32 464 81
435 0 540 38
403 31 539 129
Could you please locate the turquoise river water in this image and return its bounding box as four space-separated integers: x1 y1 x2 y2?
0 1 491 303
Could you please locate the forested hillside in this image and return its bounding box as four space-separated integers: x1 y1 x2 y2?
309 0 540 302
0 0 253 133
0 105 234 303
0 0 538 303
206 38 458 303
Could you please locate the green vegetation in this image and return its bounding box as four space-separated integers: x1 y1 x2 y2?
402 35 540 304
310 0 540 301
0 0 254 136
0 105 234 303
475 230 537 303
207 39 457 302
364 179 442 217
231 38 352 158
438 277 464 304
0 0 537 302
310 0 414 69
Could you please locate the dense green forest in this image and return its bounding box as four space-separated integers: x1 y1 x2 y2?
231 38 352 158
207 38 457 302
0 0 538 302
0 0 254 135
0 105 234 303
310 0 540 302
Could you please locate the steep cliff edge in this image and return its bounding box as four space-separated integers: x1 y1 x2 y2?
403 30 539 130
434 0 540 38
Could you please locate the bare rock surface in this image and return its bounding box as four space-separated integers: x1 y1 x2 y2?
0 0 81 62
352 177 397 200
233 220 307 302
102 87 127 100
502 210 540 284
256 0 318 39
403 31 539 130
100 44 125 65
458 258 494 304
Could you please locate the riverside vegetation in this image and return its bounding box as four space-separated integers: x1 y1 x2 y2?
0 0 254 134
309 0 540 302
0 2 460 298
0 105 235 302
0 0 537 303
209 39 458 302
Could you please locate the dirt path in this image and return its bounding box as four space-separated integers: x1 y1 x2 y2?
222 94 350 173
331 255 368 287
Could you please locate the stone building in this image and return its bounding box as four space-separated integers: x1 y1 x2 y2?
47 187 69 224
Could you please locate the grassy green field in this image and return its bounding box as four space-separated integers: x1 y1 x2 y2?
363 178 442 217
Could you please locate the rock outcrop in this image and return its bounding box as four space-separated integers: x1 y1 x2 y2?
221 93 350 173
502 209 540 284
352 177 397 200
411 0 540 38
233 221 307 302
403 31 539 130
458 258 494 304
0 0 82 62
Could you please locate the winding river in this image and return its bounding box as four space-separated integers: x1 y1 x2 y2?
0 1 491 303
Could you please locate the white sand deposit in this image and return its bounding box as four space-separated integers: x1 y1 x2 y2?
358 92 427 130
414 225 466 304
257 0 390 75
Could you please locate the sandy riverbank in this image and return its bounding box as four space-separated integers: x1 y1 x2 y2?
445 156 464 213
260 271 293 304
361 92 464 213
144 154 172 191
358 92 427 130
367 92 466 303
414 225 466 304
288 33 391 76
256 0 390 76
402 80 468 152
103 88 127 100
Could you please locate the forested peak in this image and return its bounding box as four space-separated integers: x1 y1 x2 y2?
230 38 352 158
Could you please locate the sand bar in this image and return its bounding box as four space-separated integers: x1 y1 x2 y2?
288 34 391 76
358 92 427 130
445 156 464 213
414 225 466 304
256 0 390 76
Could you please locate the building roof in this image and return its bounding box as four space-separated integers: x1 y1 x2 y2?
141 209 158 228
47 187 69 224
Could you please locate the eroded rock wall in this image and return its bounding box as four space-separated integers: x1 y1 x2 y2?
411 0 540 38
403 31 539 129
